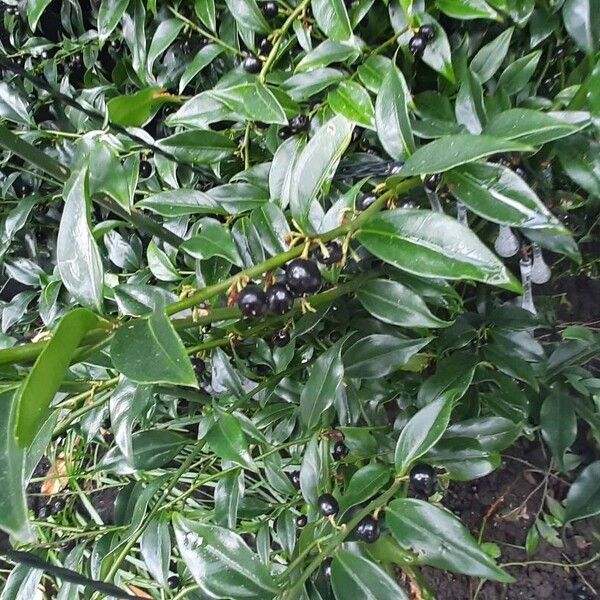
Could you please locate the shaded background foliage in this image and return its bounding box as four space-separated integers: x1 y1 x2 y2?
0 0 599 598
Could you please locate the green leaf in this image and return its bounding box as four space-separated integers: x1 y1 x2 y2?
556 136 600 199
312 0 353 41
0 391 33 541
289 115 354 231
357 209 517 288
436 0 498 19
249 204 290 255
179 44 223 93
418 352 478 405
0 82 31 126
339 464 391 514
356 279 451 328
332 550 409 600
195 0 216 30
147 240 180 281
26 0 53 30
344 334 431 379
562 0 599 54
470 27 513 83
394 396 453 476
57 168 104 312
421 15 455 83
386 499 514 581
296 40 360 73
497 51 541 95
540 387 577 472
328 81 375 128
397 134 532 175
157 130 236 164
98 430 187 473
110 306 197 387
211 83 288 125
205 413 256 470
426 438 501 480
1 564 43 600
300 435 323 505
281 68 346 102
375 65 415 158
223 0 269 33
107 87 167 127
565 461 600 522
181 218 243 266
455 70 486 133
15 308 100 447
140 515 171 588
147 18 184 74
446 162 566 231
86 140 131 212
98 0 130 41
300 340 344 429
446 416 521 452
137 189 219 217
484 109 588 145
173 515 278 599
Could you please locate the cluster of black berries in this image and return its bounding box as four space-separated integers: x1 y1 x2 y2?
408 24 436 58
242 3 278 72
317 493 381 543
37 497 65 519
278 113 311 139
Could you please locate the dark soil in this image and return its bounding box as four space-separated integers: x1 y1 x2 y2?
424 440 599 600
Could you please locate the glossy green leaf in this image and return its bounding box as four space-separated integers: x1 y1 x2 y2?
281 68 346 102
157 130 236 164
140 514 171 588
86 140 131 212
179 44 224 93
344 334 432 379
205 413 256 470
137 189 219 217
300 435 323 505
173 515 278 599
356 278 451 328
57 169 104 312
224 0 269 33
296 40 360 73
300 340 344 429
328 80 375 128
470 27 513 83
357 209 517 288
289 115 353 231
250 204 290 255
15 308 100 447
107 87 167 127
446 162 566 231
497 51 541 94
455 70 486 133
0 391 33 541
0 564 43 600
426 438 501 480
394 396 453 476
436 0 498 19
111 306 197 387
540 387 577 471
397 134 531 175
312 0 352 41
147 18 184 74
98 0 130 41
446 416 521 452
0 83 31 126
562 0 599 54
332 549 409 600
565 461 600 522
147 240 179 281
421 15 455 83
418 352 478 405
386 499 513 581
375 65 415 158
339 464 391 513
211 83 288 125
181 218 243 266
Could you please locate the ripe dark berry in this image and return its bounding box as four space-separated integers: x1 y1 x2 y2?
272 329 290 347
139 160 153 179
514 166 526 179
289 471 301 489
50 498 65 514
191 357 205 377
237 284 267 317
351 126 364 144
296 514 307 528
37 505 51 519
555 45 567 59
424 173 442 192
266 283 294 315
40 49 52 60
15 182 31 198
290 114 310 133
243 55 262 74
409 464 437 497
167 575 180 589
285 259 321 296
356 194 376 211
110 39 121 50
278 126 292 139
258 37 273 54
332 441 349 461
262 1 278 19
408 34 427 57
315 241 342 266
419 24 435 42
317 493 339 517
356 515 380 543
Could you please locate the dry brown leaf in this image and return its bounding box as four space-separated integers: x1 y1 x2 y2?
41 458 68 496
127 584 153 598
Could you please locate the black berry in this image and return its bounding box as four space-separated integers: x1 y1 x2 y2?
329 331 342 343
110 39 121 50
356 515 380 543
50 498 65 514
285 259 321 296
278 126 292 139
323 558 332 577
296 514 307 528
243 55 262 74
262 1 278 18
351 126 364 144
290 114 310 133
167 575 180 589
237 284 267 318
332 441 349 461
139 160 153 179
555 45 567 59
37 505 51 519
191 357 205 377
419 24 435 42
514 166 526 179
258 37 273 54
40 49 52 60
266 283 294 315
272 329 290 347
408 34 427 57
409 464 437 497
15 182 31 198
424 173 442 192
315 242 342 266
289 471 301 489
356 194 376 211
317 493 339 517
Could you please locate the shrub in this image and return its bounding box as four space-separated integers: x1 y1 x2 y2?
0 0 599 597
